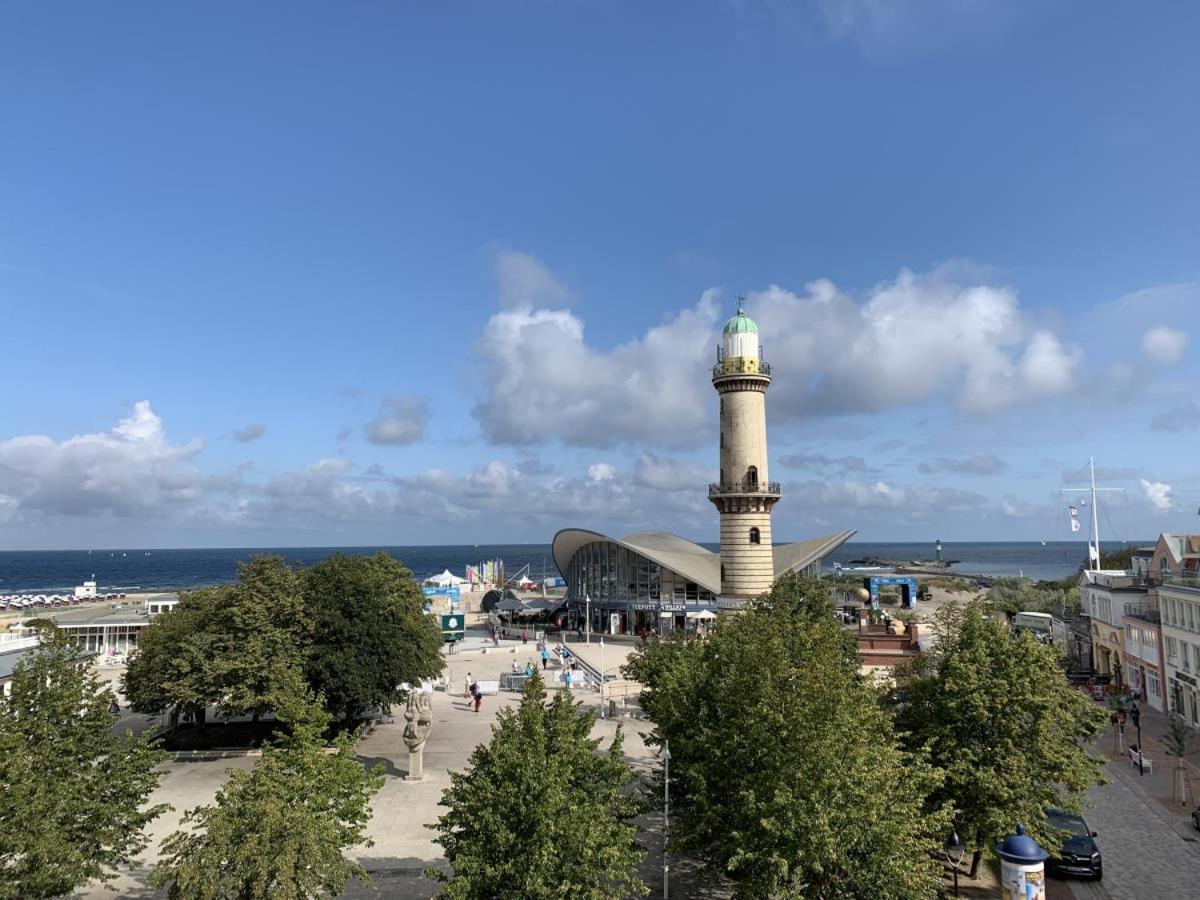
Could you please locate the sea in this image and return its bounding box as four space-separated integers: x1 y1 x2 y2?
0 540 1137 595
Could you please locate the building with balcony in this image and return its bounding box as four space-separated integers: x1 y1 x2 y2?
1152 534 1200 723
553 304 855 636
1122 599 1165 711
1079 570 1149 688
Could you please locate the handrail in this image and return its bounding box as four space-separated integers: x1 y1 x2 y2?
708 481 781 496
712 361 772 379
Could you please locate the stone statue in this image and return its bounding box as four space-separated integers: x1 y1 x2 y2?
402 688 434 781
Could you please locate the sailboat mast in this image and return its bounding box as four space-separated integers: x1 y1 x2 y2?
1090 456 1101 571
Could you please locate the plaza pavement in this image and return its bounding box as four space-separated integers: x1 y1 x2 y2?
75 631 677 899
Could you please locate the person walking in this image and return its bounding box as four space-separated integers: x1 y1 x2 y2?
464 671 473 699
471 680 482 713
540 646 550 670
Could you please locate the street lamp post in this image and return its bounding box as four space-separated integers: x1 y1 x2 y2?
585 594 591 645
944 829 965 897
1132 701 1144 775
599 637 605 719
662 741 671 900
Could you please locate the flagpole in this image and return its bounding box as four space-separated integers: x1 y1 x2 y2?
1090 456 1101 572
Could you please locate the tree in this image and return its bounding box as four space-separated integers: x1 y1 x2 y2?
987 577 1079 618
206 555 310 721
123 588 222 727
302 552 444 725
429 673 646 899
630 599 949 899
0 624 167 899
1162 712 1194 805
895 604 1107 874
150 683 385 900
124 556 309 725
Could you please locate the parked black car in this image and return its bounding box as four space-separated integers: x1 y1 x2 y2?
1045 807 1102 880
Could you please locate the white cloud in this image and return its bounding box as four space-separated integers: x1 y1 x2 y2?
788 478 988 519
496 249 571 309
473 270 720 446
0 401 205 518
474 257 1084 448
232 423 266 443
587 462 616 482
365 395 428 446
750 267 1081 417
1140 478 1173 512
1141 326 1189 365
632 452 714 491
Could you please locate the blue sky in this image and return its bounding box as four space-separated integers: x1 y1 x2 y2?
1 1 1197 549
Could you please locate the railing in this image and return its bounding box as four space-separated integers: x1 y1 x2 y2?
708 481 782 497
1160 573 1200 591
712 360 772 379
1124 602 1161 624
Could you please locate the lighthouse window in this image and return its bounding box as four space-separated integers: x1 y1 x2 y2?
749 527 761 545
721 564 725 581
746 466 758 487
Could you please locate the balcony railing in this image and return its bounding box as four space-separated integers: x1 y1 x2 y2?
712 360 772 379
708 481 782 497
1124 602 1161 624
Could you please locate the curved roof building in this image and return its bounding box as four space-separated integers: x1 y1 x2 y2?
552 303 856 636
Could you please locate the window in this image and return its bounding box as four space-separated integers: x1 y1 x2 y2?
721 564 726 582
1147 670 1162 700
749 527 761 545
746 466 758 488
1168 637 1178 660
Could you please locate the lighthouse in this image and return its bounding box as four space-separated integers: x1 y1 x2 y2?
709 301 780 603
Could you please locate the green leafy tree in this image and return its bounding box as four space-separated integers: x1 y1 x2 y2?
0 624 167 899
124 556 309 725
150 682 385 900
123 588 222 727
632 600 949 899
303 552 444 725
895 604 1107 874
207 555 310 721
1162 712 1195 805
429 673 646 899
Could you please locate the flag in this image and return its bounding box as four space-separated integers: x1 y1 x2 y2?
1071 518 1081 532
1089 545 1100 561
1069 505 1078 517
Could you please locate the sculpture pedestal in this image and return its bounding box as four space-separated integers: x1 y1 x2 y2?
404 749 425 782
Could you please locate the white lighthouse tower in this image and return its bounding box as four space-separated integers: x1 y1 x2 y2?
709 301 780 605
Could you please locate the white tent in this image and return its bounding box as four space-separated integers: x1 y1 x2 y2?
427 569 466 587
517 576 536 587
686 609 718 620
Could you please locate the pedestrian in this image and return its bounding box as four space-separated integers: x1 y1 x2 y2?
464 671 473 699
493 629 500 648
564 668 573 689
522 631 528 644
471 680 482 713
541 646 550 670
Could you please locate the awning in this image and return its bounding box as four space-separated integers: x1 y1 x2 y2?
686 609 717 620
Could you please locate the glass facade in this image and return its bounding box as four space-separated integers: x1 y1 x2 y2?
564 540 716 636
63 623 142 654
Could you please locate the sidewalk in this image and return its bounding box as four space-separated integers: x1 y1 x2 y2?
1102 701 1200 819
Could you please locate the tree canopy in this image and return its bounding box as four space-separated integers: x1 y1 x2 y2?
627 588 949 899
0 624 167 899
894 604 1106 864
124 552 444 729
303 552 445 724
429 673 646 899
150 684 385 900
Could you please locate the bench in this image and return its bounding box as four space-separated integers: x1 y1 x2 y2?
1129 749 1154 773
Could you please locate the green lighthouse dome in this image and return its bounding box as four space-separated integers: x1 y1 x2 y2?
723 304 757 335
